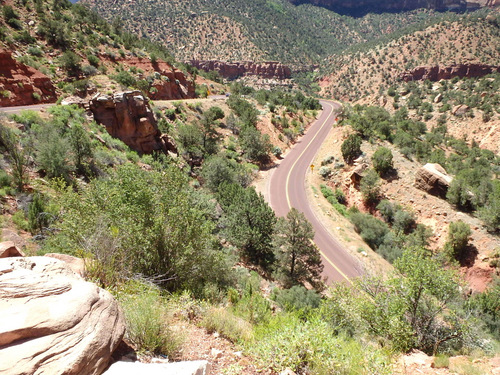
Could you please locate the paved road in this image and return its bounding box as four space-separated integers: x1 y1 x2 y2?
0 103 54 114
270 100 363 284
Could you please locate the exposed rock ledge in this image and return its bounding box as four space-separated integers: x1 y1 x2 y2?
0 256 125 375
0 50 57 107
188 60 292 80
89 91 177 155
400 64 500 82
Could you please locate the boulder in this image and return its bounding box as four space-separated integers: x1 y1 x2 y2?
414 163 453 198
44 252 86 277
0 241 25 258
0 256 125 375
89 91 175 155
452 104 470 116
104 360 211 375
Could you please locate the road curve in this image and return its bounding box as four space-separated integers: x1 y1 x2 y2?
270 100 363 284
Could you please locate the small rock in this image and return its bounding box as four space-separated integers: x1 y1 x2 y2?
233 351 242 358
280 369 297 375
0 241 25 258
211 348 223 359
213 332 219 338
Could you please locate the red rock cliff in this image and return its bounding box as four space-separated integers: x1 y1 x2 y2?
400 64 500 82
89 91 176 155
188 60 292 80
100 55 195 100
0 50 57 107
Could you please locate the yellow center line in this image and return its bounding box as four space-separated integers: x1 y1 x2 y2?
285 101 352 284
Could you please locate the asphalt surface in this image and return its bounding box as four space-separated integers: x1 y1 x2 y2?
270 100 363 284
0 103 54 114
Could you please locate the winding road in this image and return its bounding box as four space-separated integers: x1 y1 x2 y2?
270 100 363 284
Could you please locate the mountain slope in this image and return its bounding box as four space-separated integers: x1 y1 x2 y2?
80 0 446 66
320 12 500 100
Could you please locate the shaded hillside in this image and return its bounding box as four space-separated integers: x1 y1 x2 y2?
80 0 445 66
320 12 500 101
288 0 497 16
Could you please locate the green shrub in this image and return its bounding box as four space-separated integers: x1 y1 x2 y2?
248 313 391 374
341 133 362 163
59 51 81 77
118 284 183 356
372 147 393 175
12 210 29 231
272 285 321 313
444 221 472 261
360 169 381 204
350 212 389 249
201 307 253 343
433 354 449 368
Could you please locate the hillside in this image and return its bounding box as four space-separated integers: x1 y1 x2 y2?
81 0 448 67
320 12 500 101
0 0 196 106
288 0 497 15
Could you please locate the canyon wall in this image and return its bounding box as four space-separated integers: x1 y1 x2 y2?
400 64 500 82
0 50 57 107
288 0 498 13
188 60 292 80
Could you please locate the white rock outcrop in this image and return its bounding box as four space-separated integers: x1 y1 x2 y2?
0 256 125 375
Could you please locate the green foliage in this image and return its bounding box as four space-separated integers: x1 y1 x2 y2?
273 208 323 289
201 307 253 343
341 133 362 163
201 155 251 193
59 51 81 76
444 221 472 261
239 126 271 164
112 70 136 88
248 313 391 374
12 210 29 231
118 283 183 356
43 164 232 294
68 123 93 174
360 169 381 204
372 147 393 175
272 285 321 314
466 278 500 340
28 193 50 234
218 183 276 270
0 122 29 190
349 211 389 250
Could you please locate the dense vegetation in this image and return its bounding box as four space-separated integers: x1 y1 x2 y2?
81 0 447 66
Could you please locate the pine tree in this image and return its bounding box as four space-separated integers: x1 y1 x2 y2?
273 208 323 288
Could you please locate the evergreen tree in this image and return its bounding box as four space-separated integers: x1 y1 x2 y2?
273 208 323 288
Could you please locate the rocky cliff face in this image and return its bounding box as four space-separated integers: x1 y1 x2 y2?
288 0 498 13
106 56 195 100
188 60 292 80
0 50 57 107
400 64 500 82
89 91 177 155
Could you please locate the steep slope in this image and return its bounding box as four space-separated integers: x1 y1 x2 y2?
288 0 498 15
80 0 446 67
320 13 500 101
0 0 195 106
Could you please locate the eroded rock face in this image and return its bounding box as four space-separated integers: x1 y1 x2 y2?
188 60 292 80
101 56 195 100
89 91 177 155
0 256 125 375
400 64 500 82
0 50 57 107
414 163 453 198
